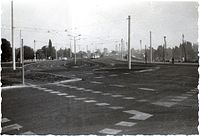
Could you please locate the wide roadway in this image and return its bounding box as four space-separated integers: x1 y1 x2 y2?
1 59 199 135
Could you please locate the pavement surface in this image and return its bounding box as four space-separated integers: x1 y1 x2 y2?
1 58 199 135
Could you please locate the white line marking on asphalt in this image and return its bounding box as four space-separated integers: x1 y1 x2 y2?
123 97 135 100
37 87 47 90
102 93 112 96
138 88 155 91
124 110 153 120
123 73 130 75
65 95 76 98
137 99 148 102
74 98 87 100
94 76 104 79
174 96 188 99
76 88 85 90
109 74 118 77
2 124 23 133
92 91 102 94
90 81 102 84
115 121 137 127
170 98 184 102
84 89 93 92
21 131 36 135
53 78 82 84
111 95 124 97
1 85 31 90
1 118 10 123
110 84 125 88
84 100 97 103
152 101 177 107
99 128 122 135
44 89 53 92
96 103 110 106
50 91 61 94
57 93 68 96
109 106 124 110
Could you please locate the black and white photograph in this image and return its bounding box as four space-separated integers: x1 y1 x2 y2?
1 0 199 135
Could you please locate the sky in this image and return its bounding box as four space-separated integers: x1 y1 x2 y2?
1 0 198 52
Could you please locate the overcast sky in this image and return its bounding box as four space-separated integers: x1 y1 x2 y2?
1 0 198 52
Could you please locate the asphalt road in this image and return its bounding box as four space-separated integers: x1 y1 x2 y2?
1 59 199 135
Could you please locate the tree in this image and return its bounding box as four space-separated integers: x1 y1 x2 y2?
17 46 34 60
1 38 12 62
36 49 46 59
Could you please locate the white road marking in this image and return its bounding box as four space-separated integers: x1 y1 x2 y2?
2 124 23 133
65 95 76 98
109 106 124 110
74 98 87 100
1 118 10 123
123 73 130 75
92 91 102 94
37 87 47 90
109 74 118 77
99 128 122 135
170 98 184 102
111 95 124 97
84 89 93 92
174 96 188 99
44 89 53 92
102 93 112 96
152 101 177 107
57 93 68 96
123 97 135 100
84 100 97 103
138 88 155 91
76 88 85 90
124 110 153 120
137 99 148 102
115 121 137 127
110 84 125 88
96 103 110 106
21 131 36 135
94 76 104 79
90 81 103 84
50 91 61 94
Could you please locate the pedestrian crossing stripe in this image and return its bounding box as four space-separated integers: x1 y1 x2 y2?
138 88 155 91
124 110 153 120
84 100 97 103
109 106 124 110
111 95 124 97
57 93 68 96
21 131 36 135
115 121 137 127
123 97 135 100
96 103 110 106
65 95 76 98
99 128 122 135
2 124 22 133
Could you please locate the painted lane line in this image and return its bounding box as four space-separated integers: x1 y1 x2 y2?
138 88 155 91
152 101 177 107
84 89 93 92
57 93 68 96
174 96 188 99
99 128 122 135
115 121 137 127
76 88 85 90
65 95 76 98
92 91 102 94
74 98 87 100
137 99 148 102
123 97 135 100
96 103 110 106
21 131 36 135
84 100 97 103
123 110 153 120
90 81 103 84
50 91 61 94
109 74 118 77
123 73 130 75
44 89 54 92
109 106 124 110
1 118 10 123
111 95 124 98
170 98 184 102
102 93 112 96
2 124 23 133
110 84 125 88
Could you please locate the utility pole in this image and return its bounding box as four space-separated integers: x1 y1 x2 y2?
74 36 76 64
150 31 152 63
21 39 24 85
140 40 142 57
11 0 16 70
69 40 72 58
34 40 36 62
145 44 147 64
163 36 166 63
20 30 22 64
121 38 124 60
182 34 187 62
55 45 58 60
128 15 131 70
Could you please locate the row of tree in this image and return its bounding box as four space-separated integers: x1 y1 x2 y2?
1 38 198 62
